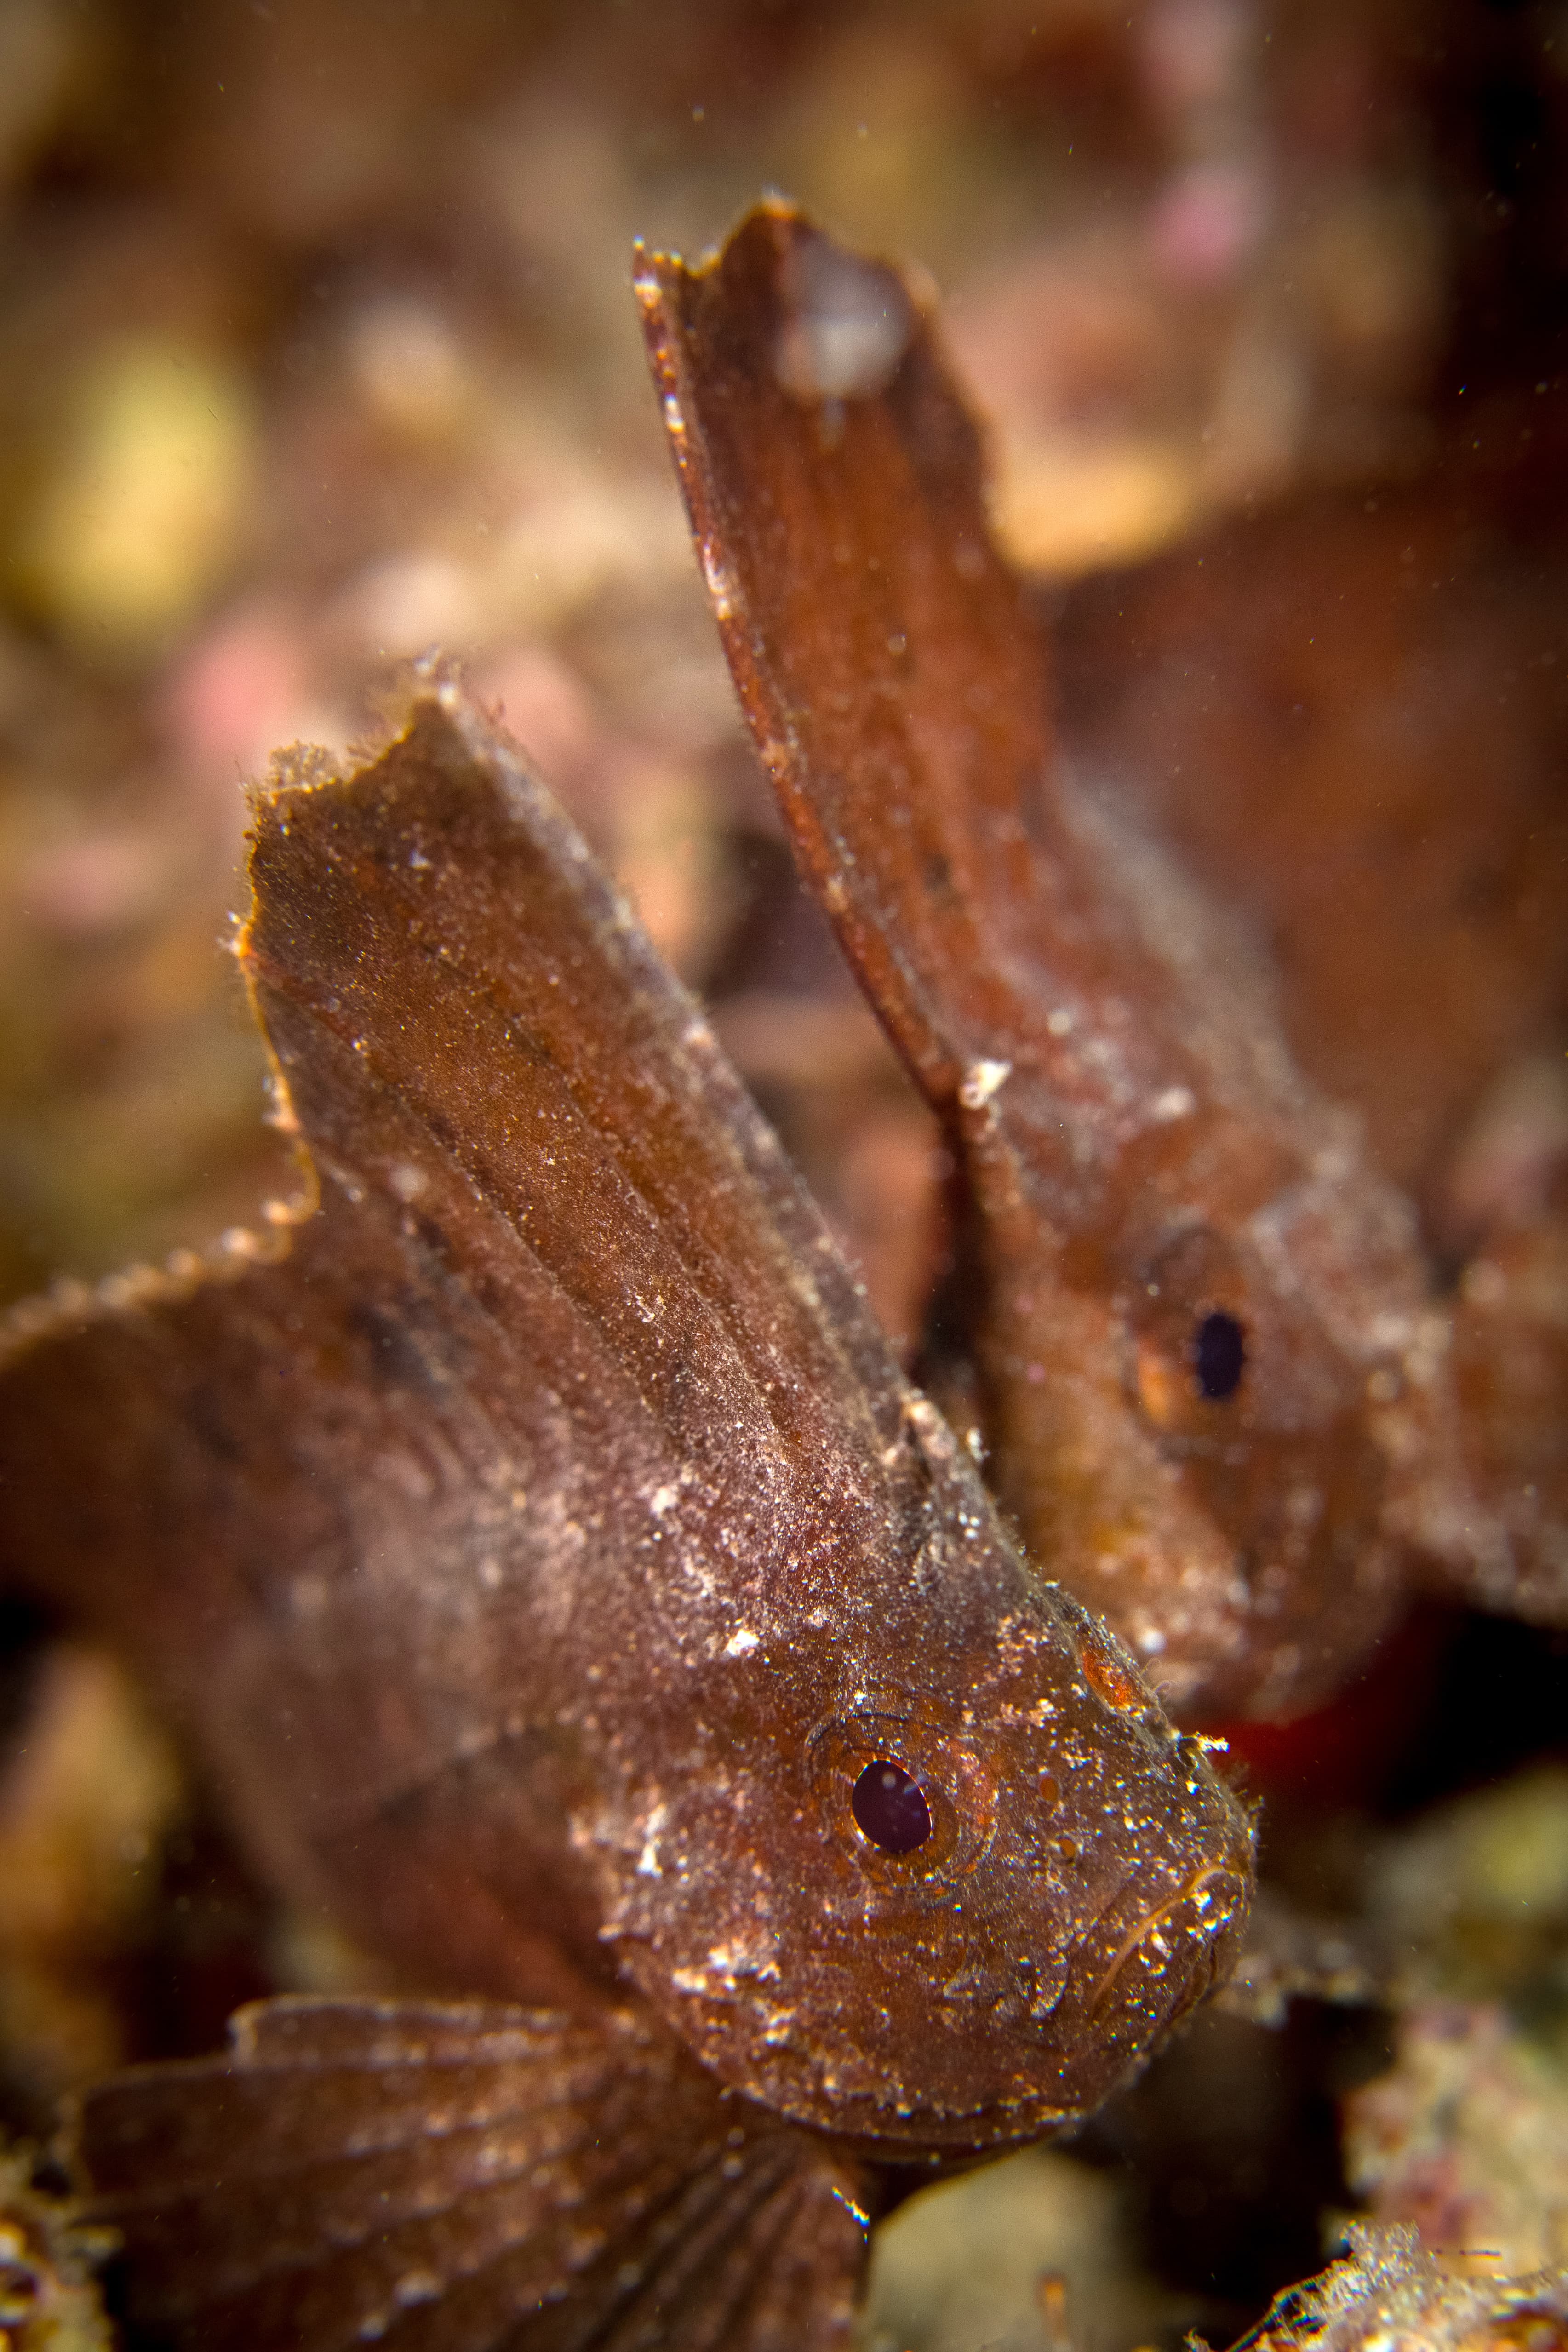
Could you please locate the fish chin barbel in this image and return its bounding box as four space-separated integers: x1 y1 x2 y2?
0 687 1249 2349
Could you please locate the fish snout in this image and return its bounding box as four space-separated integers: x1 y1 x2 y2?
1085 1834 1253 2040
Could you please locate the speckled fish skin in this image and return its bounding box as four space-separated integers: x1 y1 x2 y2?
0 690 1251 2348
637 202 1480 1724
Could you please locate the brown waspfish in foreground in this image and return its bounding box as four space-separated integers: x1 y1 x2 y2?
0 689 1252 2350
638 202 1500 1725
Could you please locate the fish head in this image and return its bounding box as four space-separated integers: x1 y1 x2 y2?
595 1416 1254 2155
988 1095 1439 1719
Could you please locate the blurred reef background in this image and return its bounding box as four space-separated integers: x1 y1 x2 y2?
0 3 1564 2348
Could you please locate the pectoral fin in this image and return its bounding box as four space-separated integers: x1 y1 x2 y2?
77 1996 870 2352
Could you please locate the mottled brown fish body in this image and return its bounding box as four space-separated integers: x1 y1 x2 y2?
638 203 1484 1722
0 690 1250 2347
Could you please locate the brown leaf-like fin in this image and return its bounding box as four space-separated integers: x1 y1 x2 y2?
636 201 1056 1109
78 1995 869 2352
241 684 905 1452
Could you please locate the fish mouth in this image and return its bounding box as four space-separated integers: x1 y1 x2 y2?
1083 1849 1252 2030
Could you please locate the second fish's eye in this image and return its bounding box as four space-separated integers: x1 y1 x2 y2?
1193 1310 1246 1401
852 1758 933 1854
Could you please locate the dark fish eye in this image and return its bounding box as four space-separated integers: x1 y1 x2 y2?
851 1758 933 1854
1193 1310 1246 1401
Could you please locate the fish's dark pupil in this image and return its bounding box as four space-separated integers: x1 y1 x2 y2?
1194 1310 1246 1401
851 1759 932 1854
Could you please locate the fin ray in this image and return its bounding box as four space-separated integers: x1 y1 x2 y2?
78 1996 867 2352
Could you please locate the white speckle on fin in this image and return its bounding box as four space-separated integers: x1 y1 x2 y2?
775 235 914 403
959 1059 1012 1112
